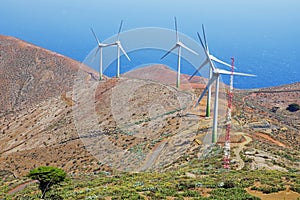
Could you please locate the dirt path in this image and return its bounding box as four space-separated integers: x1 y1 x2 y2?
246 186 300 200
7 180 38 195
254 132 286 147
233 133 252 170
139 140 168 171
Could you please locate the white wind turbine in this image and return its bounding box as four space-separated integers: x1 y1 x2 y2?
90 28 114 81
111 20 131 78
194 32 256 143
161 17 198 88
189 25 232 117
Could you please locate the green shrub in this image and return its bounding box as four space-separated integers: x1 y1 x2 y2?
251 185 285 194
181 189 201 197
291 184 300 193
286 103 300 112
210 188 260 200
223 180 235 188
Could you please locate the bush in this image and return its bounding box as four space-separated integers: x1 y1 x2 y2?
286 103 300 112
181 190 201 197
251 185 285 194
290 184 300 193
210 188 260 200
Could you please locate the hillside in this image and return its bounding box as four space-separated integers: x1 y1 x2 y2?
0 35 209 176
0 35 100 176
124 64 207 90
0 35 97 113
0 36 299 199
234 83 300 150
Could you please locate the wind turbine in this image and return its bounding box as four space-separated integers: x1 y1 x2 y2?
161 17 198 88
195 67 255 143
194 53 255 144
111 20 131 78
90 28 113 81
189 25 232 117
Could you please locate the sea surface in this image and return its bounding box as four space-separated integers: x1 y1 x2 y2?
1 0 299 89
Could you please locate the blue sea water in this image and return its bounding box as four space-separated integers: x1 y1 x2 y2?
0 0 299 89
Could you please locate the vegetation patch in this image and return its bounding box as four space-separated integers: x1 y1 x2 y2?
286 103 300 112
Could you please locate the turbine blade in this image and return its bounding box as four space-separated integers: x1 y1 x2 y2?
197 32 206 51
91 47 100 63
118 43 131 61
189 59 209 80
210 55 233 68
180 42 198 55
117 20 123 40
175 17 178 42
195 75 218 107
231 71 256 77
202 24 208 50
161 45 178 59
217 69 256 77
91 28 101 45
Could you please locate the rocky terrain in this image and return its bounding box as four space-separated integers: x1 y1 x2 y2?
230 84 300 172
0 35 96 113
0 35 299 199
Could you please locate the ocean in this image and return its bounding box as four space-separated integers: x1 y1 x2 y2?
1 0 299 89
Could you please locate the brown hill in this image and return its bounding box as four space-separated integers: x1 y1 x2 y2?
0 35 102 176
124 64 207 90
234 82 300 149
0 35 97 113
0 36 207 176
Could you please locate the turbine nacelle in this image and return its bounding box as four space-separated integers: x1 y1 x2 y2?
113 40 121 46
97 43 111 48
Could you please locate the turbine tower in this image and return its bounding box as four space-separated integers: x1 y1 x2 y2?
161 17 198 88
195 59 255 144
112 20 131 78
90 28 113 81
189 25 232 117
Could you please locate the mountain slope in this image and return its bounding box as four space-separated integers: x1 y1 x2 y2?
0 36 204 176
0 35 96 113
0 35 101 175
124 64 207 89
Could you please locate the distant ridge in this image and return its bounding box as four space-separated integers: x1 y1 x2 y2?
124 64 206 89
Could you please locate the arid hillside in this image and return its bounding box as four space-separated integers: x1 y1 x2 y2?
0 35 100 176
124 64 207 90
234 83 300 150
0 35 299 181
0 35 96 113
0 36 208 176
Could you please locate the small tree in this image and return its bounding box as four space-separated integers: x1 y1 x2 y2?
28 166 66 199
286 103 300 112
